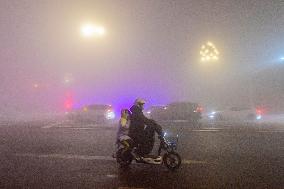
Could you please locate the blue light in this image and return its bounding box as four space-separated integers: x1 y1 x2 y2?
280 57 284 61
208 111 216 119
209 115 215 119
256 115 262 120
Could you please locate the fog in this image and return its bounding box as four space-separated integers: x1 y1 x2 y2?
1 0 284 116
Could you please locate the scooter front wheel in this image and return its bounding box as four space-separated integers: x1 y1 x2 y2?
163 152 181 171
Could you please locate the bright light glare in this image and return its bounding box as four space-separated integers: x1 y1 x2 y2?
256 115 262 120
209 115 215 119
81 24 105 37
280 57 284 61
106 111 115 120
63 73 74 85
200 41 219 62
33 84 39 88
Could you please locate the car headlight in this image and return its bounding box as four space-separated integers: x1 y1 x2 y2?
209 115 215 119
106 111 115 120
208 111 216 119
256 115 262 120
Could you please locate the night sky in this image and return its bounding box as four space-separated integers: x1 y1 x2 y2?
0 0 283 114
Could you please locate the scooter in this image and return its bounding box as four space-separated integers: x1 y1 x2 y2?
115 132 181 171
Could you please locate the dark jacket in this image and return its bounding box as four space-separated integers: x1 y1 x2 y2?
129 105 163 155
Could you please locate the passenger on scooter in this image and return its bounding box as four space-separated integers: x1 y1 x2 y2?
116 109 134 154
129 98 163 159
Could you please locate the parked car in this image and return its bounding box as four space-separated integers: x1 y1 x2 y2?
145 105 168 119
207 106 263 122
146 102 202 126
67 104 115 123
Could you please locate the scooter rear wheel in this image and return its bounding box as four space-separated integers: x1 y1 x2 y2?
163 152 181 171
116 148 133 167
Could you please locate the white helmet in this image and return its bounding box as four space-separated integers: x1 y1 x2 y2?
134 98 146 106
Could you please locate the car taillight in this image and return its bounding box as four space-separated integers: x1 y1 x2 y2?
256 107 266 115
196 106 203 113
64 92 74 111
64 99 73 110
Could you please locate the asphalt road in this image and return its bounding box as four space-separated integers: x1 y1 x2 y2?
0 120 283 189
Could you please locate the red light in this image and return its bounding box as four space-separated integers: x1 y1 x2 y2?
256 106 266 115
64 99 73 110
64 92 74 110
196 106 203 113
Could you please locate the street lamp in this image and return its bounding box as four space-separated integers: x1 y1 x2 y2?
63 73 74 85
200 41 219 62
80 23 106 38
33 83 39 89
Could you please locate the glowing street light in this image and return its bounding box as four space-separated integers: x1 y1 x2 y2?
200 41 220 62
33 83 39 88
63 73 74 85
80 23 106 38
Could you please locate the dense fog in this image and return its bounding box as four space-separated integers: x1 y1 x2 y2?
1 0 284 117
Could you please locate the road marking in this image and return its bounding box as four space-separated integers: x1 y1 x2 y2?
41 122 109 129
67 127 96 130
191 129 220 132
16 153 115 161
42 125 77 129
172 120 188 123
41 121 72 129
44 126 111 130
182 160 207 164
257 130 284 133
202 127 224 130
15 153 207 165
42 123 61 129
192 129 284 133
106 174 118 178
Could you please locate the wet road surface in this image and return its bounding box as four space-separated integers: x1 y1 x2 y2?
0 120 283 188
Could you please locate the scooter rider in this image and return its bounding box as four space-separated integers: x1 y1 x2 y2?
129 98 163 158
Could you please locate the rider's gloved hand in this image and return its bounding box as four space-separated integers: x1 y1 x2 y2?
158 132 165 141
